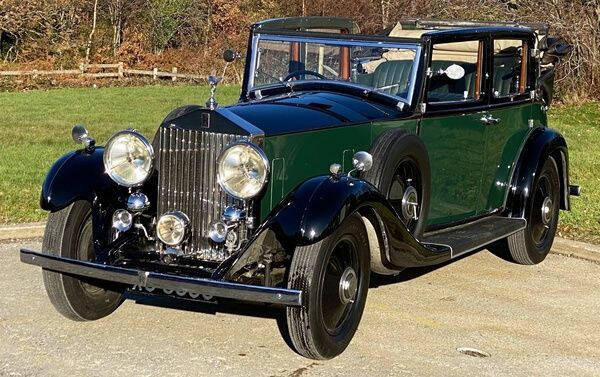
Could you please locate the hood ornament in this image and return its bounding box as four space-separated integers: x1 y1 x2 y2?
206 75 222 110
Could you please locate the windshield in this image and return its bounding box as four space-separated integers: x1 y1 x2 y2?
250 34 420 103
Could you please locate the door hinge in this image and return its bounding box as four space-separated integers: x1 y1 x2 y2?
528 119 534 128
419 103 426 113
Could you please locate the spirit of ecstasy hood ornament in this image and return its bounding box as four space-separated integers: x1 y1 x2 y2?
206 75 222 110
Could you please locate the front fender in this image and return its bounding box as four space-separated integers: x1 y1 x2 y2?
219 175 450 281
506 127 569 218
40 147 121 212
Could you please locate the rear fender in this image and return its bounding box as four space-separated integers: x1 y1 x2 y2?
219 175 450 281
506 127 570 218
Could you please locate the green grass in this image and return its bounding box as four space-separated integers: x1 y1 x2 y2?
0 84 240 224
549 102 600 244
0 85 598 243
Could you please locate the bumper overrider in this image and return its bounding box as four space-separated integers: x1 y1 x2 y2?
20 249 302 306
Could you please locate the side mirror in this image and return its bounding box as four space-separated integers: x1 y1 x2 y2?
352 151 373 172
71 124 95 150
223 49 237 63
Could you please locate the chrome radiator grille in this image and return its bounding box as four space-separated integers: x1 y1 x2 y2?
156 126 246 261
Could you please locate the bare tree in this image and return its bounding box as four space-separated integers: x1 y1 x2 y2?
84 0 99 64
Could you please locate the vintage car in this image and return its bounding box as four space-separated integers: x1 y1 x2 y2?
21 17 578 359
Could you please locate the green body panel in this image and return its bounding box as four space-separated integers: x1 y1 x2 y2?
258 102 543 228
419 110 488 225
259 119 419 220
482 102 538 211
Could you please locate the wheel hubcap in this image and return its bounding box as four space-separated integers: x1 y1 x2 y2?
401 186 419 222
338 267 358 305
541 196 553 226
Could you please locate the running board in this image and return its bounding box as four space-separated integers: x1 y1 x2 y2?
422 216 526 258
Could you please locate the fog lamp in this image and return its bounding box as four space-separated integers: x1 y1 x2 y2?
208 221 228 243
156 211 189 246
112 209 133 232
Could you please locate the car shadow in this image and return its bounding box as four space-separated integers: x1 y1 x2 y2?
369 244 514 288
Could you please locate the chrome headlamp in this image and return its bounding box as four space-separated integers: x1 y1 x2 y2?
217 142 269 200
103 130 154 187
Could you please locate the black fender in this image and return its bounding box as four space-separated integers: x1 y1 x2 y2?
506 127 570 219
219 175 451 281
41 147 121 212
40 147 129 254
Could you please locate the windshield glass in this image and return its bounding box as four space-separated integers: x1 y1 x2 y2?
251 34 420 103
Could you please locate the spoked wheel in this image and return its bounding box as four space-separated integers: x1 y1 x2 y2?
42 201 124 321
388 157 422 234
508 157 560 264
285 214 370 360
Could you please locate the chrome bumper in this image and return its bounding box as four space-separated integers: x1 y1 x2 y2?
20 249 302 307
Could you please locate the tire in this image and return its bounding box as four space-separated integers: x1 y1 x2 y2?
508 157 560 264
42 201 124 321
286 213 370 359
362 130 431 238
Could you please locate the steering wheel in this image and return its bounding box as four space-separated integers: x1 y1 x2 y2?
283 69 327 82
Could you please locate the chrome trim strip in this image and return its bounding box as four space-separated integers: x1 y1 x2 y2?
216 107 265 144
20 249 302 306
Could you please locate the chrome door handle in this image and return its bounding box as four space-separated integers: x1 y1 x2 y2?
480 115 500 125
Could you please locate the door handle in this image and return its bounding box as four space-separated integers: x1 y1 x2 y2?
480 115 500 125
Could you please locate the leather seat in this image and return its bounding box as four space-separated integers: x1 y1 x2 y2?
493 55 519 96
428 61 477 102
370 60 414 95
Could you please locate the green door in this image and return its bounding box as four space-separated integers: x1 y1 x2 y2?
420 38 489 227
481 37 537 212
420 111 487 226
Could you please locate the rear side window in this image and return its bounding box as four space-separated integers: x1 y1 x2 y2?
427 40 484 103
492 39 528 97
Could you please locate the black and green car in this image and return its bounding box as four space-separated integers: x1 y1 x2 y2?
21 17 578 359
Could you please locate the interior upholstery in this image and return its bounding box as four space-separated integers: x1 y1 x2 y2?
369 60 414 95
493 54 520 96
427 61 477 102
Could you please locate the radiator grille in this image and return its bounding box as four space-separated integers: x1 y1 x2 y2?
156 126 246 261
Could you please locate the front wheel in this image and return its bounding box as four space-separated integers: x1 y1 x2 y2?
42 201 124 321
507 157 561 264
285 213 370 359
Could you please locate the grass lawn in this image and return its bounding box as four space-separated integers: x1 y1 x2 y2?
0 85 598 243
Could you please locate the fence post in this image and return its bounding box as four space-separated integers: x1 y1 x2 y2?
153 68 158 80
118 62 124 78
172 67 177 82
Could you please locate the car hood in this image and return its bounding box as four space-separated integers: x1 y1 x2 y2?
226 91 399 136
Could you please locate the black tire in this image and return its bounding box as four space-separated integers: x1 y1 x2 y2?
42 201 124 321
286 213 370 359
508 157 560 264
362 130 431 238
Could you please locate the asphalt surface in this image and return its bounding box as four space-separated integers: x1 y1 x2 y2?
1 239 599 377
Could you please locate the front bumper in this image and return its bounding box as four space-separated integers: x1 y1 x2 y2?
20 249 302 306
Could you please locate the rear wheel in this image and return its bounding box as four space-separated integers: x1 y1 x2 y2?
285 214 370 359
42 201 124 321
508 157 560 264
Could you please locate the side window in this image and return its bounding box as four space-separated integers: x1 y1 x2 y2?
427 40 483 103
492 39 528 97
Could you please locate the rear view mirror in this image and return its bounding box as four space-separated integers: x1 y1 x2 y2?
443 64 465 80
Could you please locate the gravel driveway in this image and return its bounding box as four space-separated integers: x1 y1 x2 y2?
1 239 599 377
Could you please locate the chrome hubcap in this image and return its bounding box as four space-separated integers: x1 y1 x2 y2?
338 267 358 305
541 196 553 226
401 186 419 222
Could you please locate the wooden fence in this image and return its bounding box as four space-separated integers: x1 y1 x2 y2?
0 62 206 81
